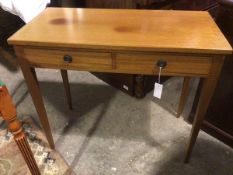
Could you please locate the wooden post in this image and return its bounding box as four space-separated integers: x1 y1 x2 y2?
0 82 41 175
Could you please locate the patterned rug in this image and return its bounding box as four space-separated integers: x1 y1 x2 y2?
0 118 75 175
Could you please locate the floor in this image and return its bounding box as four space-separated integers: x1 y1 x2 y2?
1 54 233 175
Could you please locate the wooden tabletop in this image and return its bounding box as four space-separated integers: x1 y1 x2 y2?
8 8 232 54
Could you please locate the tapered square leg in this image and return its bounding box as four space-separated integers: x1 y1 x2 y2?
21 66 55 149
60 69 73 110
184 56 225 163
15 47 55 149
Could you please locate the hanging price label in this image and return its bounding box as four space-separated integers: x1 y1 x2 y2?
153 65 164 99
153 82 163 99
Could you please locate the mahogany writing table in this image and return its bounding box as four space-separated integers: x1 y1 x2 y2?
8 8 232 163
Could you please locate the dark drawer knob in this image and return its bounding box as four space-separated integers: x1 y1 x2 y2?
63 55 73 63
157 60 167 68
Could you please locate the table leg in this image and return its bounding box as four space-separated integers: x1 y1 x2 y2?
16 54 55 148
177 77 191 118
184 56 224 163
60 69 73 110
0 85 41 175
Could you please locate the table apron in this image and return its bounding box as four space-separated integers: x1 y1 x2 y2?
17 47 214 77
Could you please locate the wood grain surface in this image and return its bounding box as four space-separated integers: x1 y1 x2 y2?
8 8 232 54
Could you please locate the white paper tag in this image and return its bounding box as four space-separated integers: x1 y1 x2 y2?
153 82 163 99
123 84 129 91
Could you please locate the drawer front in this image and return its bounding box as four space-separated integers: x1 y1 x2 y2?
115 53 212 76
21 47 212 76
23 48 112 71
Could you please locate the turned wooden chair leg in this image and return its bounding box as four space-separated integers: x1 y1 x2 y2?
0 82 41 175
60 69 73 110
177 77 191 118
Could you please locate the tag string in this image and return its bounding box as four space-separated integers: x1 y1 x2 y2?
158 67 162 84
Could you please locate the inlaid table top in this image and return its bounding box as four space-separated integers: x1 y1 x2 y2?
8 8 232 54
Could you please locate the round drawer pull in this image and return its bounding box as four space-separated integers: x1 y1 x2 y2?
63 55 73 63
157 60 167 68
